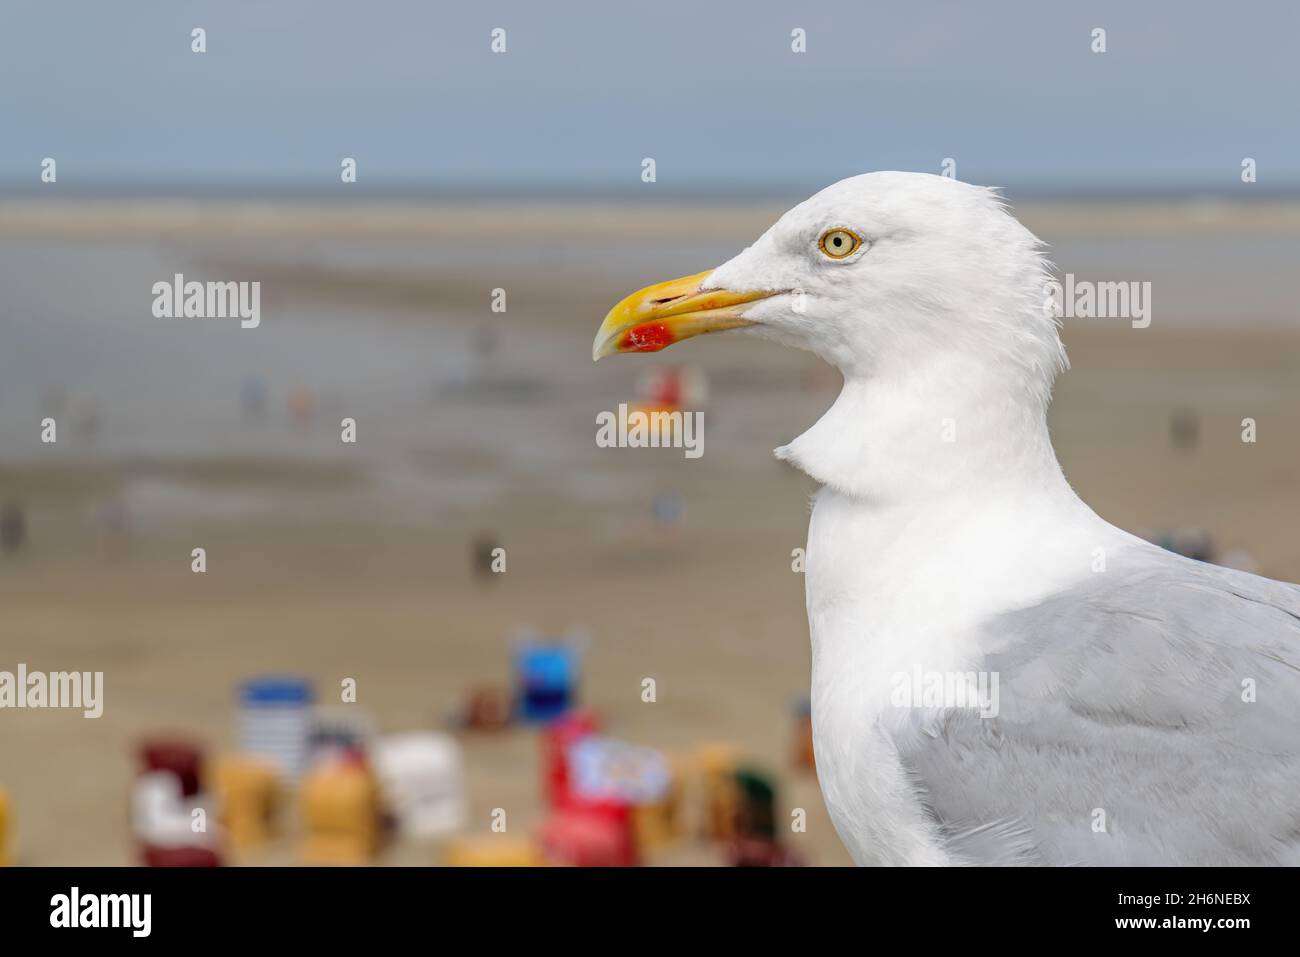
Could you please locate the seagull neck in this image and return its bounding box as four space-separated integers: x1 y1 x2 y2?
776 353 1070 507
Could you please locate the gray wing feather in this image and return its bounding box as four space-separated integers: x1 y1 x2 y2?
895 548 1300 865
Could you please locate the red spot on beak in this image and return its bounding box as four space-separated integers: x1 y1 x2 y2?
620 322 676 353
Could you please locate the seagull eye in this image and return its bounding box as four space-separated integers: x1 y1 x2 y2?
818 228 863 260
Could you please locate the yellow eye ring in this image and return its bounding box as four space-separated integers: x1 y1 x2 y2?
818 228 863 260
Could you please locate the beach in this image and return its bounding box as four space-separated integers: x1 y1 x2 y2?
2 199 1299 865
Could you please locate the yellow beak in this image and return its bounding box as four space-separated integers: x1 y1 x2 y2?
592 270 779 360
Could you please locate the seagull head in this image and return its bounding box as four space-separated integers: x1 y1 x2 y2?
593 171 1065 399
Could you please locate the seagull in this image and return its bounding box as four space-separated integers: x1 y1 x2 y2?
593 172 1300 866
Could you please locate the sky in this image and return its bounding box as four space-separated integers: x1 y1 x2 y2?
2 0 1298 195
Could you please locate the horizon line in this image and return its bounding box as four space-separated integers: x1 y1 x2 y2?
0 178 1295 204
